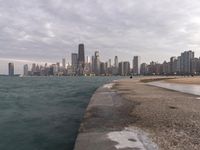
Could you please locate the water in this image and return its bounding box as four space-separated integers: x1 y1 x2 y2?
0 76 122 150
148 81 200 96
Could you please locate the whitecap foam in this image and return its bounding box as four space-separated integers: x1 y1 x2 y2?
107 127 158 150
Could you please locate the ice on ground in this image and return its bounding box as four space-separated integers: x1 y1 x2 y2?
107 127 158 150
103 83 114 89
196 97 200 100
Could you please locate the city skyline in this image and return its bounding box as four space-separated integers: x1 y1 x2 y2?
1 47 200 75
1 0 200 74
4 43 200 76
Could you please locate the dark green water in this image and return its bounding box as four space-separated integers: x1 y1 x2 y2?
0 76 121 150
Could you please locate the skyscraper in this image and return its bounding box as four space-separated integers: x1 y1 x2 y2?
170 57 176 74
133 56 141 75
180 51 194 74
112 56 119 75
124 61 130 76
8 62 14 76
118 62 124 76
62 58 66 68
94 51 100 75
71 53 78 74
77 44 85 75
31 63 36 74
100 62 106 75
23 64 29 76
114 56 118 68
108 59 112 68
119 61 130 76
91 55 95 73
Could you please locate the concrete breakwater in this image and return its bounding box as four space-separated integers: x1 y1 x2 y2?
73 80 158 150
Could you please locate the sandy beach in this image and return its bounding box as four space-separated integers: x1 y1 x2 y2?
114 78 200 150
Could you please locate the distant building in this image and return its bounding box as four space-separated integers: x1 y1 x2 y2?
114 56 119 68
176 56 181 74
52 64 58 75
124 61 130 76
77 44 85 75
31 63 36 74
8 62 14 76
170 57 176 75
119 61 130 76
108 59 112 68
140 63 148 75
23 64 29 76
113 56 119 75
71 53 78 74
133 56 141 75
62 58 66 68
180 50 194 74
119 62 124 76
94 51 100 75
100 62 106 75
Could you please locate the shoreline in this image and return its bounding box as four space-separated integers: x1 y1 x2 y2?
74 77 200 150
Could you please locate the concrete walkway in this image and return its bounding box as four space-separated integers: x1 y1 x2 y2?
73 82 158 150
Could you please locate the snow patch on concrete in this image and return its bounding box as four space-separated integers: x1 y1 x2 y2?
107 127 158 150
103 83 114 89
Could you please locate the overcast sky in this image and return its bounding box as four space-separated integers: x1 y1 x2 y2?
1 0 200 74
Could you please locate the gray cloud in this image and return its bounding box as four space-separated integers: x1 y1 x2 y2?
1 0 200 74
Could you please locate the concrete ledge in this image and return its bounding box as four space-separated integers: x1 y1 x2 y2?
73 81 158 150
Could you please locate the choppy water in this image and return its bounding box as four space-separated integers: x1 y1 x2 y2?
0 76 121 150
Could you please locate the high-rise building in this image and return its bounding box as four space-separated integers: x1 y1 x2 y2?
112 56 119 75
62 58 66 68
140 63 148 75
176 56 181 74
170 57 177 75
23 64 29 76
124 61 130 76
91 55 95 73
108 59 112 68
119 61 130 76
8 62 14 76
119 62 124 76
133 56 141 75
77 44 85 75
114 56 118 68
100 62 106 75
180 50 194 74
31 63 36 74
71 53 78 74
86 56 90 63
191 58 199 74
94 51 100 75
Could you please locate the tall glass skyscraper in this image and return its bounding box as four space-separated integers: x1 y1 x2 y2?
77 44 85 75
8 62 14 76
